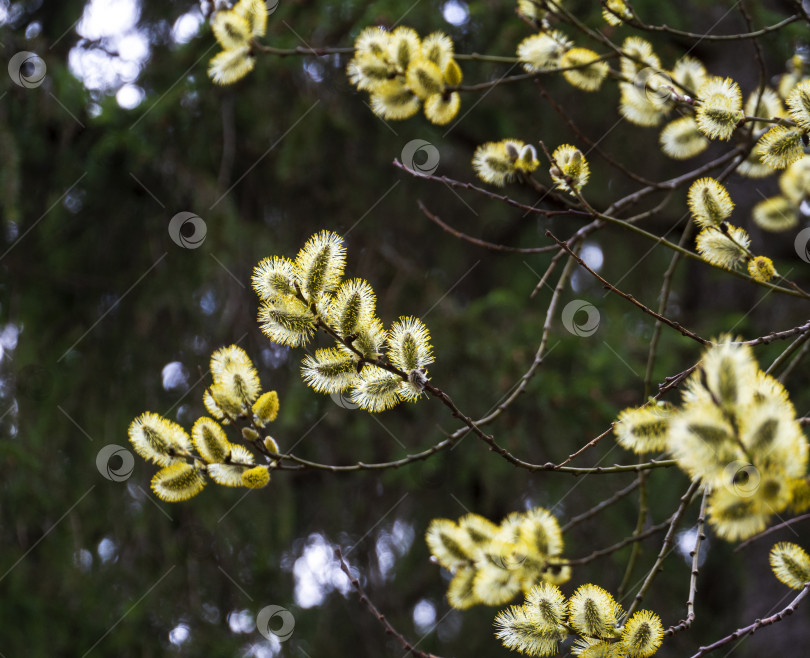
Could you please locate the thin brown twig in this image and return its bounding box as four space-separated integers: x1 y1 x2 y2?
469 247 580 428
742 321 810 347
251 41 354 56
422 375 677 474
622 12 801 41
622 480 702 622
560 516 672 567
416 201 552 254
666 490 709 635
734 512 810 552
688 583 810 657
555 425 616 468
606 146 747 215
530 247 570 299
266 438 456 472
643 218 694 398
451 52 618 92
335 548 443 658
617 466 649 600
393 159 580 218
560 478 641 533
658 364 699 396
778 336 810 383
546 230 710 345
534 81 659 188
765 328 810 376
739 2 768 142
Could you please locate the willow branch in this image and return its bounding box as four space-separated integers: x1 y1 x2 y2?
743 321 810 347
569 195 808 299
546 229 710 345
734 512 810 552
623 479 702 622
606 146 746 215
623 12 801 41
560 478 641 533
251 42 354 56
643 220 694 398
335 548 443 658
617 467 649 600
292 295 677 475
778 336 810 383
666 490 709 636
561 516 671 567
393 158 579 218
533 81 658 187
416 201 553 254
451 53 617 92
472 250 580 428
688 583 810 658
267 438 455 472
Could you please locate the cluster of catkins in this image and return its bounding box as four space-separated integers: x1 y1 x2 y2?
615 337 810 541
253 231 434 412
495 582 664 658
472 139 589 196
516 0 810 169
207 0 268 84
128 346 280 501
345 26 463 125
426 507 570 609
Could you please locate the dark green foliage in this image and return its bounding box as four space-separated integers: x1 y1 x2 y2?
3 1 810 657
